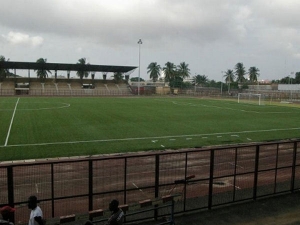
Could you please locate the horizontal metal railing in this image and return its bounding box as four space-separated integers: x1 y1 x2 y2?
0 139 299 224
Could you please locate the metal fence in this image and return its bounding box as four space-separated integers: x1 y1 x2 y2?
1 139 300 224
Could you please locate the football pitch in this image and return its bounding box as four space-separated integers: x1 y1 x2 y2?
0 96 300 161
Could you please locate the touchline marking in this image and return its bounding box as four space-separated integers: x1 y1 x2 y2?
0 102 70 111
4 98 20 146
166 100 299 114
2 127 300 148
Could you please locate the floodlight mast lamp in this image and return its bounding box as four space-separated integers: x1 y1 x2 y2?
138 39 142 96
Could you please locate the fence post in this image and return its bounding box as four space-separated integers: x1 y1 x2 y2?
208 149 214 209
233 147 238 202
154 155 160 220
7 166 14 206
6 166 15 224
253 145 260 200
89 160 93 211
170 199 175 225
291 141 297 192
124 158 127 205
274 143 279 194
51 164 55 217
183 152 188 211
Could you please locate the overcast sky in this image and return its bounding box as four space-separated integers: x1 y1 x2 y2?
1 0 300 81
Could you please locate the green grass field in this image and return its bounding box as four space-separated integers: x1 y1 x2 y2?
0 96 300 161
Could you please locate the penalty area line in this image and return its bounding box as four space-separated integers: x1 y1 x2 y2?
4 98 20 146
2 127 300 148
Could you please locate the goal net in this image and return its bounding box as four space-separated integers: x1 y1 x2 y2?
238 93 264 105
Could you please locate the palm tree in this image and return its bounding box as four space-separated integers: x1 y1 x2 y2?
163 62 176 83
67 71 71 80
235 62 246 83
0 55 10 81
177 62 190 79
76 58 90 82
248 67 260 83
224 69 235 93
147 62 161 82
295 72 300 84
35 58 51 81
112 72 124 83
192 74 208 86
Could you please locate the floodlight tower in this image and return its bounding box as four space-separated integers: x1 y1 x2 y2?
138 39 142 96
290 72 294 100
221 71 224 96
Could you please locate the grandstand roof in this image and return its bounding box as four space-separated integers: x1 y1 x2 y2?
0 61 137 73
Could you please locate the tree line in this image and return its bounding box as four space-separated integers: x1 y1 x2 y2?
139 61 300 91
1 55 300 86
0 56 124 83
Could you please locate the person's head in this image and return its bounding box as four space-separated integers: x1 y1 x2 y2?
28 196 38 210
84 221 93 225
109 199 119 212
0 206 15 222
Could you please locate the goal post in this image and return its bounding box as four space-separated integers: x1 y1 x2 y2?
238 93 264 105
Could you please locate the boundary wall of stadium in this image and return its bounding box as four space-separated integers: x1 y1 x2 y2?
1 139 300 224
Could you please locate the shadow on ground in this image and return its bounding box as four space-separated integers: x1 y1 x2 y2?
139 191 300 225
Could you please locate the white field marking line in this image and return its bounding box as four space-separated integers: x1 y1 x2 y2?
195 103 293 114
228 183 241 190
162 99 298 114
0 102 70 111
2 127 300 148
21 103 70 111
234 101 300 113
229 162 244 169
4 98 20 146
231 135 239 137
132 182 143 192
35 183 39 193
132 182 149 198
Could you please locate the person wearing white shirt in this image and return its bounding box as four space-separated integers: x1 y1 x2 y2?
28 196 43 225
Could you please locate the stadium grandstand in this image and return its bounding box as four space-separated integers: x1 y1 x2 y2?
0 61 138 96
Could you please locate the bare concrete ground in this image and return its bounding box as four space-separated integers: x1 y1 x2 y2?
139 191 300 225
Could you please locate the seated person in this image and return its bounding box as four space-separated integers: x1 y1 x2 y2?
0 206 15 225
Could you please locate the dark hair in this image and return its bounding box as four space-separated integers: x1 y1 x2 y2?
28 196 38 203
109 199 119 212
110 199 119 207
84 220 93 225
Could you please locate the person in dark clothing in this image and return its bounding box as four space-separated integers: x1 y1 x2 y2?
0 206 15 225
106 200 124 225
